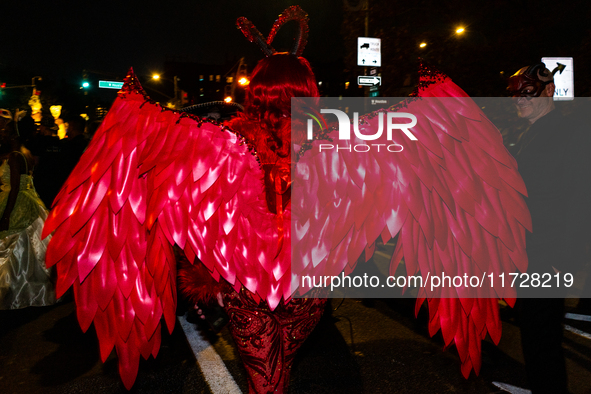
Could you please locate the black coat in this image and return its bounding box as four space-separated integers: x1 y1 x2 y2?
514 107 591 275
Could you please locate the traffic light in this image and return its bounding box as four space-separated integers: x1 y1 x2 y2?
81 70 89 89
0 82 5 99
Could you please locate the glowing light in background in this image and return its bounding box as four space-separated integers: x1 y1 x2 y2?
50 105 67 139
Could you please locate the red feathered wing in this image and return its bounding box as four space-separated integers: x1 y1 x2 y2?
43 66 531 387
291 67 531 377
42 70 288 388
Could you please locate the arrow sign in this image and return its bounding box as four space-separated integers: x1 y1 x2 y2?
358 76 381 86
541 57 574 100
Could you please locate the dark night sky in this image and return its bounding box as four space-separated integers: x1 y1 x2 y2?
2 0 345 84
2 0 590 97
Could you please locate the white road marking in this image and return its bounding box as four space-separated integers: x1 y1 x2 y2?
565 313 591 322
492 381 531 394
564 324 591 340
179 315 242 394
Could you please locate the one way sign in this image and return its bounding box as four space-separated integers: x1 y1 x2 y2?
358 76 381 86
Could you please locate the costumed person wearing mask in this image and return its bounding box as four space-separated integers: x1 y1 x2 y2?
507 63 591 394
43 6 531 393
177 13 329 393
0 110 55 309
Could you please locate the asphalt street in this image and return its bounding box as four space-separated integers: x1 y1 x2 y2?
1 289 591 393
1 242 591 393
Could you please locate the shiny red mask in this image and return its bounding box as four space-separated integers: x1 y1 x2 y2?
507 63 552 98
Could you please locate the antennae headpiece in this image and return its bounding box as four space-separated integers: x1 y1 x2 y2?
236 5 309 57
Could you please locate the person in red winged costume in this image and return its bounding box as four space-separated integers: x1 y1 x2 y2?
178 8 329 392
42 5 531 393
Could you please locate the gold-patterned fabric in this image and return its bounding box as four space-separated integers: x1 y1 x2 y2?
0 157 55 309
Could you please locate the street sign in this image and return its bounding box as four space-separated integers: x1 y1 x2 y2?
358 37 381 67
371 99 388 105
541 57 573 100
99 80 124 89
358 76 381 86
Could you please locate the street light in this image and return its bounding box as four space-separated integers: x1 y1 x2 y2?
419 42 427 48
151 74 180 108
455 27 465 35
224 57 248 102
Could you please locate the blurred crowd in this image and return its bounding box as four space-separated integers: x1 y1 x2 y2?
0 108 90 208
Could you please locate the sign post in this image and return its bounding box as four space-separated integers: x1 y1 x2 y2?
358 76 381 86
541 57 573 100
99 80 124 89
357 37 381 67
